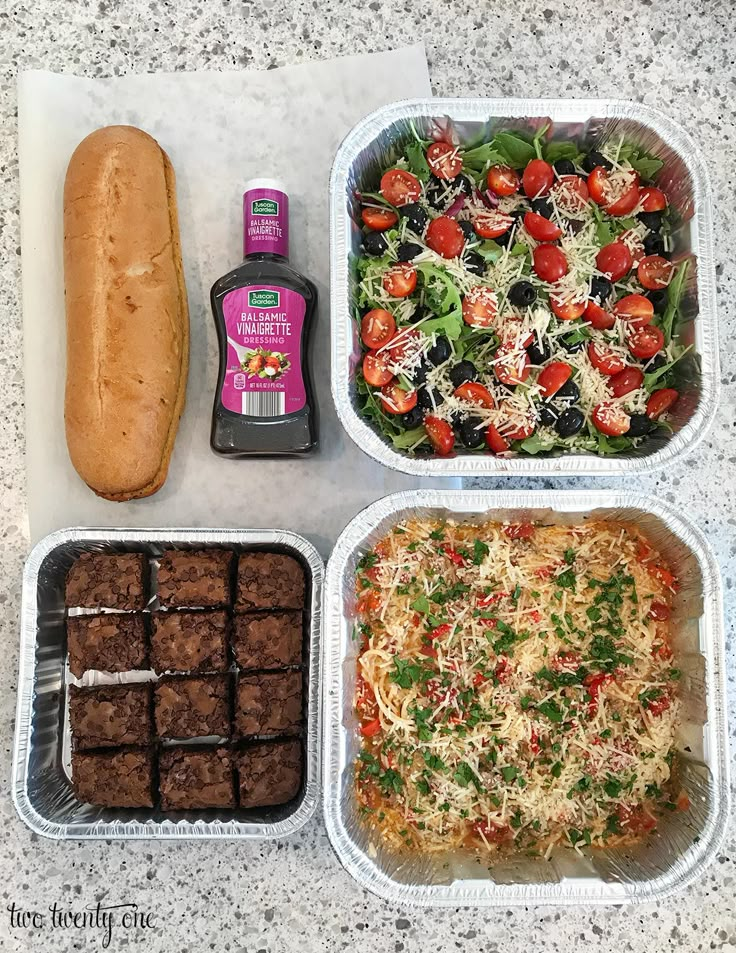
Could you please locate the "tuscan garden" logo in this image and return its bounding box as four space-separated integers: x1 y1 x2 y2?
248 289 281 308
251 198 279 216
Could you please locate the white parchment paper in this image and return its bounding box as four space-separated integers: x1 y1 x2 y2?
18 47 443 554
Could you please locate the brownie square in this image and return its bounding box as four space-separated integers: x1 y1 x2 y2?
69 684 152 750
154 675 230 739
237 740 302 808
235 552 305 612
151 611 228 674
157 549 232 608
72 747 154 808
235 671 302 737
67 614 148 678
158 747 235 809
65 552 146 610
232 611 302 671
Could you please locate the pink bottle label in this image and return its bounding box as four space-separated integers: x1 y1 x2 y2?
243 188 289 258
220 285 306 417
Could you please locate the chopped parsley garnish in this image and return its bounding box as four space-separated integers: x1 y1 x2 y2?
473 539 490 565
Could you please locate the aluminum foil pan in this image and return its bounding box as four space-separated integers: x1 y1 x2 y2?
330 99 719 476
13 527 323 840
322 490 729 906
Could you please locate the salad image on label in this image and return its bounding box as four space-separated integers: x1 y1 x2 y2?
353 126 692 458
243 348 291 380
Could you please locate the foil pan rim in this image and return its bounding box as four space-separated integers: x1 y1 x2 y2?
14 527 324 840
321 490 730 906
330 98 719 477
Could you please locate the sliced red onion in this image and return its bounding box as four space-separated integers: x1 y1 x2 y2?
482 188 500 208
445 193 467 218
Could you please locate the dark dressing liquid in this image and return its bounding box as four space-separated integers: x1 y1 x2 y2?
210 181 318 456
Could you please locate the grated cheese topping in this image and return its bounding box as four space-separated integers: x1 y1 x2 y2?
354 519 684 855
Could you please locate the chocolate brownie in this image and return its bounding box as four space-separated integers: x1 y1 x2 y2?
72 747 154 808
235 671 302 737
69 684 152 750
232 611 302 671
151 611 228 674
237 740 302 808
154 675 230 739
157 549 232 608
65 552 146 610
235 552 305 612
67 614 148 678
158 747 235 809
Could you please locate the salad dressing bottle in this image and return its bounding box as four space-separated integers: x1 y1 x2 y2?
210 178 318 456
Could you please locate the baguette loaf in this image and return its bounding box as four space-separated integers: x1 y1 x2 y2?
63 125 189 501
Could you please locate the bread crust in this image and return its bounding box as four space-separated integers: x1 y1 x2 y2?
63 125 189 501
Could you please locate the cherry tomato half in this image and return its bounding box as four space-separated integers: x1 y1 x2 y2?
587 167 608 205
588 341 626 376
473 209 514 240
628 324 664 360
522 158 555 198
380 168 421 206
638 255 674 290
592 402 631 436
424 415 455 455
494 342 531 386
380 381 417 414
550 175 589 211
503 413 535 440
361 309 397 349
646 388 678 420
524 210 562 242
361 206 398 231
362 350 394 387
649 601 671 621
427 141 462 180
360 718 381 738
551 294 586 321
537 361 572 398
426 216 465 258
504 522 535 539
640 186 667 212
596 241 633 281
619 229 646 268
584 299 616 330
386 327 423 365
382 263 417 298
455 381 495 408
487 164 520 196
613 294 654 327
610 366 644 398
533 244 568 282
462 286 499 328
606 173 640 216
485 423 510 454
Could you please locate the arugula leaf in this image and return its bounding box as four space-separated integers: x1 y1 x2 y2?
492 132 536 168
357 191 396 210
660 259 690 345
391 426 428 450
591 204 614 245
510 242 530 258
532 123 550 159
597 433 636 454
405 140 431 182
628 154 664 180
415 263 463 328
543 140 582 164
644 344 693 393
461 142 508 171
420 312 463 340
519 432 554 455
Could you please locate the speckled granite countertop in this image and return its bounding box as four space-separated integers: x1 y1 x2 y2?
0 1 734 950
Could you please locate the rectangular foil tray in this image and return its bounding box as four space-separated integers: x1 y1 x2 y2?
330 99 718 476
13 527 324 840
322 490 729 905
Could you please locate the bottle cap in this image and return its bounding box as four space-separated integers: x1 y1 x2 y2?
243 180 289 259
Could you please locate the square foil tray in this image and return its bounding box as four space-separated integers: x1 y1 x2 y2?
330 98 719 476
322 490 730 905
13 527 323 840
